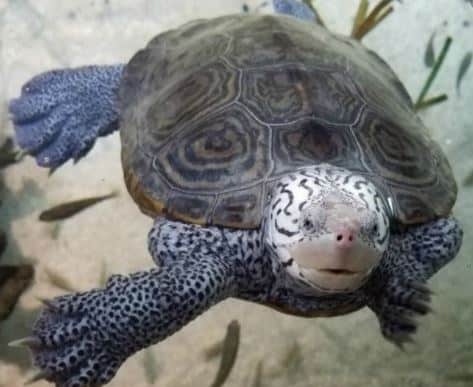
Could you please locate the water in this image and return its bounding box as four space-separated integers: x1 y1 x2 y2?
0 1 472 386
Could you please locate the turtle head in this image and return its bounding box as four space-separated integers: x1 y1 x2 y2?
265 165 390 294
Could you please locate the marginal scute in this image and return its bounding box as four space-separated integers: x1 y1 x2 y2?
119 14 457 228
213 185 265 228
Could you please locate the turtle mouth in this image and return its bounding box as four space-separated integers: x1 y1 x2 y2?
318 268 359 275
297 267 372 293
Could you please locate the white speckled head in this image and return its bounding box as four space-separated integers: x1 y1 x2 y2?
265 164 390 293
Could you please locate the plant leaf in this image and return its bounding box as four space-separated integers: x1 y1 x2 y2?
456 51 472 96
424 31 436 67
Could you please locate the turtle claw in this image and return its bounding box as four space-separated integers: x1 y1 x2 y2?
392 334 415 352
36 297 59 312
368 276 433 346
26 289 127 387
410 280 434 296
9 336 42 349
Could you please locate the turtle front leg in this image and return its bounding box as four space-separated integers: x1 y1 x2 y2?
18 257 237 387
364 217 463 347
15 221 270 387
148 218 266 269
9 64 124 169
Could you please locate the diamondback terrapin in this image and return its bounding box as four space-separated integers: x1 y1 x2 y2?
9 8 462 387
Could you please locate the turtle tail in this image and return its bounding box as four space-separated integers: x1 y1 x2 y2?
9 64 124 169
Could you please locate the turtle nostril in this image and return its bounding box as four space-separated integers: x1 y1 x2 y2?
335 229 355 246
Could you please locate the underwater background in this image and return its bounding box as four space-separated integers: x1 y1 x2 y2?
0 1 472 386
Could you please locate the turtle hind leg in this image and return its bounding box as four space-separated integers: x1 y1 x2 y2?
9 64 124 169
366 217 463 347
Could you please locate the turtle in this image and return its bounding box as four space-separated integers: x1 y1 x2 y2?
8 4 463 387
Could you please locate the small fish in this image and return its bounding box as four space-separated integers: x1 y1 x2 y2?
251 360 264 387
424 31 436 68
43 266 78 293
142 348 159 385
456 51 472 95
0 264 34 321
39 192 118 222
209 320 241 387
99 260 108 287
0 229 6 259
281 341 302 374
0 138 25 169
463 169 473 186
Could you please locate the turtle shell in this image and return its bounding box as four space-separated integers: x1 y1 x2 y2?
119 14 456 229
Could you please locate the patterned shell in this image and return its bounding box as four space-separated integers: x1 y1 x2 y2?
119 14 456 229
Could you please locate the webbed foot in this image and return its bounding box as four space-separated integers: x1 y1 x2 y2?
368 276 432 348
9 64 123 169
21 288 126 387
12 258 237 386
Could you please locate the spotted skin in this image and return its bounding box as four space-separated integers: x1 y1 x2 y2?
9 65 123 168
30 214 462 386
33 258 237 387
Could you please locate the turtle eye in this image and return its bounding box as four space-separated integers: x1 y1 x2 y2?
371 223 378 235
301 216 319 234
303 219 313 230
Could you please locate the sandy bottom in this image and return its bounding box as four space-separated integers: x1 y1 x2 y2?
1 1 472 387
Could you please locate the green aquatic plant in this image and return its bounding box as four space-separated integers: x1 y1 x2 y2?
351 0 394 40
424 31 436 68
301 0 325 26
352 0 369 37
456 51 472 96
415 36 452 111
462 170 473 187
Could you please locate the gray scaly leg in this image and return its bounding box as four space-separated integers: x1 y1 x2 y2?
9 64 124 168
29 259 235 386
21 220 273 387
365 217 463 347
